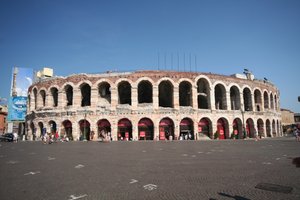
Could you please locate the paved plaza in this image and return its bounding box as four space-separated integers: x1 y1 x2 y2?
0 137 299 200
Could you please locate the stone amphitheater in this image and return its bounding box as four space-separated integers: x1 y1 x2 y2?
26 70 282 141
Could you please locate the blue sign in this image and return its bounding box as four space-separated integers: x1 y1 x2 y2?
7 96 28 121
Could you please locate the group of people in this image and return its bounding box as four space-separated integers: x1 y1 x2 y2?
41 131 69 144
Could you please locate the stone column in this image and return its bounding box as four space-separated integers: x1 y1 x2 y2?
111 119 118 141
210 87 216 110
240 92 244 111
173 85 179 109
251 93 255 112
194 120 199 140
192 86 198 109
73 88 81 109
131 86 138 109
110 87 117 110
153 86 159 109
90 88 98 109
132 120 138 141
226 91 231 111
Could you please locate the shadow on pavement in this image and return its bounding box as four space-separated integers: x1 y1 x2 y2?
209 192 251 200
292 157 300 168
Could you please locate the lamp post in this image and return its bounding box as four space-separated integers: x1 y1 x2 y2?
240 108 246 139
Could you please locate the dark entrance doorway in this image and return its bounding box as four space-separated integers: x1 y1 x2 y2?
179 118 194 140
159 118 174 140
138 118 154 140
118 119 132 141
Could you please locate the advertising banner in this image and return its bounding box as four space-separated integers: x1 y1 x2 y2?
7 67 33 122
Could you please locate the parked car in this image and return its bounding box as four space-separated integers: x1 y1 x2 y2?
0 133 14 142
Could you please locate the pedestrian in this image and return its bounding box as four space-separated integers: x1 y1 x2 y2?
13 132 18 143
54 131 59 142
297 128 300 142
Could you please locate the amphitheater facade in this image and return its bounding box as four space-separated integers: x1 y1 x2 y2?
26 70 282 141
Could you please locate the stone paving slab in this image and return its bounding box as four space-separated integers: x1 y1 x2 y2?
0 138 299 200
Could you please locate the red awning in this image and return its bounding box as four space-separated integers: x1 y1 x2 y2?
138 119 153 127
159 118 173 126
180 119 192 126
98 120 111 127
118 119 132 127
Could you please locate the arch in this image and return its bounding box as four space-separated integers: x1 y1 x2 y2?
118 118 132 141
138 118 154 140
270 93 274 110
62 120 73 140
179 118 194 140
159 80 174 108
97 119 111 140
198 118 213 139
33 88 38 109
50 87 58 107
257 119 264 138
159 117 174 140
264 91 269 109
64 84 73 106
230 86 241 110
266 119 271 137
215 84 227 110
98 82 111 105
79 119 91 140
254 89 262 111
243 87 253 111
274 94 278 111
39 90 46 107
48 120 57 134
197 78 211 109
246 118 255 138
232 118 243 139
138 80 153 104
38 122 44 137
118 81 132 105
179 81 193 107
217 118 229 139
30 122 36 140
80 83 91 107
272 119 276 136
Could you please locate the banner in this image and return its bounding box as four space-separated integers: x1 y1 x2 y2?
7 96 27 121
7 67 33 122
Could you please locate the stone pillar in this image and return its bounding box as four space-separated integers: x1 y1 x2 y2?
132 120 138 141
194 120 199 140
73 121 80 141
131 86 138 109
226 91 231 111
153 86 159 109
173 85 179 109
251 93 255 112
73 88 81 108
154 120 160 141
110 87 117 110
210 87 216 110
111 119 118 141
174 119 180 140
240 92 244 111
192 86 198 109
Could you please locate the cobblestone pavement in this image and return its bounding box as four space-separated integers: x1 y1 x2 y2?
0 137 299 200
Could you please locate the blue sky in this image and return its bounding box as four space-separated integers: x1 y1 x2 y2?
0 0 299 112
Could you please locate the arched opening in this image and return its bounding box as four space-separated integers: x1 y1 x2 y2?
215 84 227 110
197 78 210 109
118 118 132 141
274 95 278 111
97 119 111 140
198 118 212 139
272 120 276 136
179 81 192 107
65 85 73 106
63 120 73 140
38 122 44 137
246 118 255 138
254 89 262 112
138 81 153 104
264 91 269 109
270 93 274 110
138 118 154 140
159 81 173 108
266 119 271 137
33 88 37 109
49 120 57 135
98 82 111 105
40 90 46 107
230 86 241 110
30 122 36 140
232 118 243 139
80 83 91 107
217 118 229 139
79 119 90 141
257 119 264 138
50 88 58 107
243 88 253 111
179 118 194 140
118 81 131 105
159 118 174 140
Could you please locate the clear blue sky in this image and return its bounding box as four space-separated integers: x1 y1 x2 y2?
0 0 299 112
